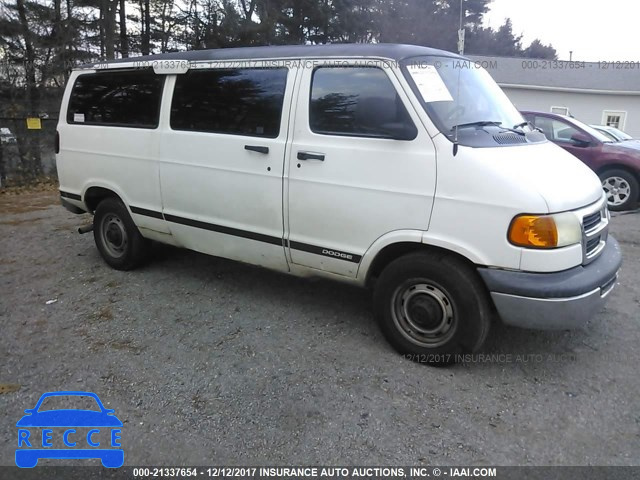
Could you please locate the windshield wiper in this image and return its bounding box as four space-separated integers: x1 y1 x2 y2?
451 121 502 130
451 121 526 136
513 121 529 130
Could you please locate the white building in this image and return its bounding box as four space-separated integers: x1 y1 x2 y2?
470 55 640 137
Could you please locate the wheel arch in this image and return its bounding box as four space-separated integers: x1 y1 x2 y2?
84 185 125 213
596 163 640 182
361 233 482 289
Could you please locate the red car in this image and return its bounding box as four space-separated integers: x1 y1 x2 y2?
522 111 640 211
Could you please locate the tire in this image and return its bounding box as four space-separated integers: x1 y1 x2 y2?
373 251 492 365
93 197 151 270
599 168 639 211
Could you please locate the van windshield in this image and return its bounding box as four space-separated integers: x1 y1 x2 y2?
401 56 529 142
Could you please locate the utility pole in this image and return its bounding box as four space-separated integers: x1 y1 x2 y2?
458 0 465 55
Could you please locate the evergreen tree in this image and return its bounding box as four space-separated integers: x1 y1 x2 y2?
524 38 557 59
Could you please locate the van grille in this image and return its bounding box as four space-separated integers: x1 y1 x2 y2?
581 204 608 265
586 236 601 255
583 212 601 232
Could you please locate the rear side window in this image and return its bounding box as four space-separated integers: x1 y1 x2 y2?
170 68 288 138
310 67 417 139
67 70 164 128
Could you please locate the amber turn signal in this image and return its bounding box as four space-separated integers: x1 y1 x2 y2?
509 215 559 248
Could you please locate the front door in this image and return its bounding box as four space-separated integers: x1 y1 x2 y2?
286 63 437 277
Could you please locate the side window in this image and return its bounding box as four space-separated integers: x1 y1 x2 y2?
532 116 554 139
310 67 417 139
522 114 534 124
170 68 288 138
67 70 164 128
550 119 580 143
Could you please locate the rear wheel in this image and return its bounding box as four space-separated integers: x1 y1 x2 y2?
599 169 639 211
93 197 151 270
373 251 492 365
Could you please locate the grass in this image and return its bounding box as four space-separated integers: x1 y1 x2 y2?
0 216 46 226
0 190 58 215
0 175 59 192
95 306 114 321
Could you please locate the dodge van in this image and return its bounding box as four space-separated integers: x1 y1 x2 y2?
56 44 622 363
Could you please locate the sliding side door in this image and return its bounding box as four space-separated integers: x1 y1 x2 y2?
159 65 297 271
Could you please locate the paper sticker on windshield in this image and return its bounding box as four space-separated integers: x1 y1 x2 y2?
407 65 453 103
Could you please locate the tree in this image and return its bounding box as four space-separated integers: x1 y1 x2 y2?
524 39 557 59
466 18 558 59
0 0 559 183
330 0 378 43
119 0 129 57
139 0 150 54
490 18 522 56
378 0 494 52
467 18 521 56
1 0 48 176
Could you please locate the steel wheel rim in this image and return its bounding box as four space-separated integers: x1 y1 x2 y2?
602 176 631 207
101 214 128 258
391 281 457 347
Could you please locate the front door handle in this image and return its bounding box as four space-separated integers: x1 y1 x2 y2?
297 151 325 161
245 145 269 154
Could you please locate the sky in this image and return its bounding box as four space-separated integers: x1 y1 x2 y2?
483 0 640 61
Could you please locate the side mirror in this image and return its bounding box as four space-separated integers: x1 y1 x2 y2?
570 132 591 147
383 122 418 141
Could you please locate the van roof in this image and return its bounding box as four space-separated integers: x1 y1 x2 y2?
83 43 461 69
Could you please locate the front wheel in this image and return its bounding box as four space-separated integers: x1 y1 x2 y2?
599 169 639 211
93 197 151 270
373 251 492 365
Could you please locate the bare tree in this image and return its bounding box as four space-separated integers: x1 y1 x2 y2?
119 0 129 57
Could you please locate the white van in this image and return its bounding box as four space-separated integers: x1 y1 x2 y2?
56 44 622 363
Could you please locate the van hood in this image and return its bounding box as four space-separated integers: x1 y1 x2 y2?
472 141 603 212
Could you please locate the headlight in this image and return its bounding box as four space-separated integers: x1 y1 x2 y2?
508 212 581 248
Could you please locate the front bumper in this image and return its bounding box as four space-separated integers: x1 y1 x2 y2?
478 237 622 329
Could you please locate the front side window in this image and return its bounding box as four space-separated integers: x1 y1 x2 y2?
571 120 613 143
531 116 581 144
309 67 417 139
67 70 164 128
170 68 288 138
532 116 613 145
551 116 613 144
548 118 580 143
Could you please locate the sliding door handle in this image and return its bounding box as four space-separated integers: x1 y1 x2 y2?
297 151 325 161
245 145 269 154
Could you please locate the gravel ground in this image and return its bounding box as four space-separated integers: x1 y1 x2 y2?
0 190 639 467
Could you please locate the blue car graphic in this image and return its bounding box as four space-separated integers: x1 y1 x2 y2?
16 391 123 468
